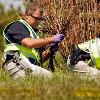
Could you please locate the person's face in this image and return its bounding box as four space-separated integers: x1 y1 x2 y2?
29 8 43 27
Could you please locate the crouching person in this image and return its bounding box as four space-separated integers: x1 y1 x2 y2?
2 2 64 79
67 40 100 79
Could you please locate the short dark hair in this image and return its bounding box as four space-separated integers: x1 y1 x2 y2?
25 2 43 16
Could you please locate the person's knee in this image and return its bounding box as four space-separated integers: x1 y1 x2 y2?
4 61 26 79
31 64 52 77
13 70 26 79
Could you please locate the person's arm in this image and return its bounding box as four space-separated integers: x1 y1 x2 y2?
7 21 64 49
21 34 65 49
21 37 55 48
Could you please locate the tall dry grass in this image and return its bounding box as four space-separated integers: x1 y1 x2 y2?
39 0 100 60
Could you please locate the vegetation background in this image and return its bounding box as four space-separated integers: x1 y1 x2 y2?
0 0 99 100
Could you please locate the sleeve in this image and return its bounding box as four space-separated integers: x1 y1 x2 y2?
7 21 31 44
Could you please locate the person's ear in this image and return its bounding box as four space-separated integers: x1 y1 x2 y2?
25 15 29 19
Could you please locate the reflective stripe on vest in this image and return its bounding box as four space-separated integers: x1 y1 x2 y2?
3 19 40 63
78 38 100 69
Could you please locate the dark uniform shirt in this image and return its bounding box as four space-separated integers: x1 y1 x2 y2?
6 21 31 44
5 21 41 64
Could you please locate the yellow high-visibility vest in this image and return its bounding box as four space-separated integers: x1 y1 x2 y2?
78 38 100 69
3 19 41 64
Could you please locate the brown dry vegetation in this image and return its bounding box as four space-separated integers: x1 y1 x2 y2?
1 0 100 62
38 0 100 60
0 1 99 99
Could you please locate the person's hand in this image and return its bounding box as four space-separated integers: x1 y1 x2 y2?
50 43 58 53
54 34 64 43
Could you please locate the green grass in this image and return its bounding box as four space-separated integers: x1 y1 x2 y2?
0 69 99 100
0 52 99 100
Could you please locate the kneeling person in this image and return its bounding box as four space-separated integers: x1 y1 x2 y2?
3 2 64 79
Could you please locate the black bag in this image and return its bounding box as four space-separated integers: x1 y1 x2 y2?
69 44 91 65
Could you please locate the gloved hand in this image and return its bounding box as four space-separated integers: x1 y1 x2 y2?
50 43 58 53
54 34 64 43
